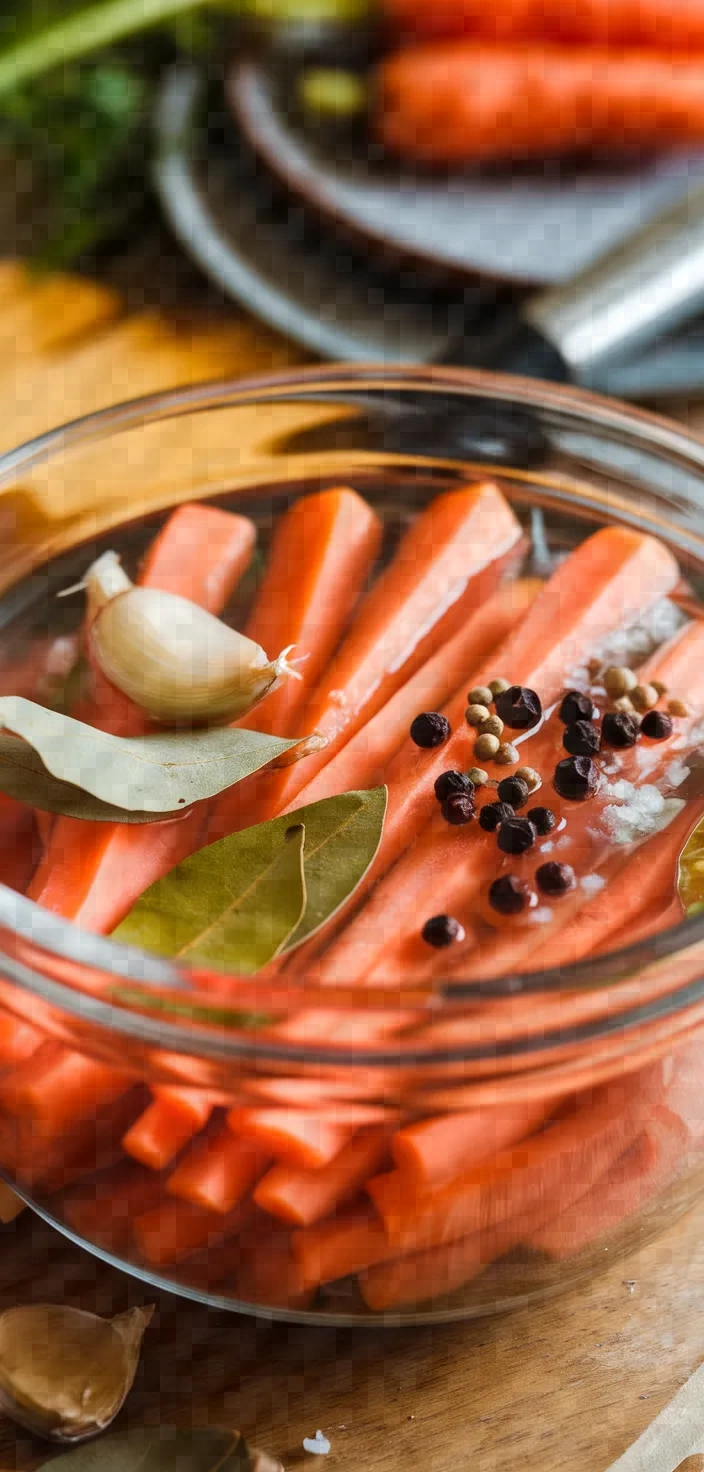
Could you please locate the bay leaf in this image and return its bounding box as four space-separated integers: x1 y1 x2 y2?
36 1426 283 1471
113 788 387 970
0 696 302 821
115 822 307 973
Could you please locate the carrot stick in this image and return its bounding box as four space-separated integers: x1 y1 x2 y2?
0 1042 129 1130
358 1212 537 1312
391 1098 553 1191
226 1108 362 1170
239 487 381 738
0 1183 25 1224
254 1127 391 1226
122 1088 214 1172
310 527 679 984
378 43 704 166
289 577 542 810
235 1226 315 1309
527 1104 689 1258
383 0 704 49
29 503 257 929
63 1164 168 1254
167 1125 269 1215
367 1069 666 1254
0 1013 42 1066
293 1202 394 1290
254 482 522 821
133 1196 249 1268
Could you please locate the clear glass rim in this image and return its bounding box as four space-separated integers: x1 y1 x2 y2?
3 362 704 1068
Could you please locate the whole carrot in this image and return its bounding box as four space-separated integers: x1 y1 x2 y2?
383 0 704 50
378 42 704 165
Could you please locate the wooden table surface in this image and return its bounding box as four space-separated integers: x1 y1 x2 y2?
3 235 704 1471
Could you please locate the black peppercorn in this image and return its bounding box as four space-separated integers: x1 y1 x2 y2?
479 801 515 833
410 712 451 748
563 720 601 757
554 755 600 801
641 709 674 741
559 690 595 725
421 914 465 948
494 685 542 731
434 770 473 802
601 711 639 749
536 861 576 896
527 805 557 835
496 775 530 809
497 817 537 855
489 874 531 916
441 793 475 826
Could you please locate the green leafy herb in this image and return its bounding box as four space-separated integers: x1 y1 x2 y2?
113 787 386 967
114 820 306 971
0 696 303 821
37 1425 283 1471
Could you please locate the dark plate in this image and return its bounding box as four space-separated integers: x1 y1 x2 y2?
227 55 704 289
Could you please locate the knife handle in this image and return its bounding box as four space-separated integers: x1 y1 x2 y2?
525 184 704 387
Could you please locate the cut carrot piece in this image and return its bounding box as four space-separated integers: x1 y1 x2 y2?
122 1089 213 1172
291 576 542 809
133 1195 247 1268
64 1165 167 1254
0 1042 129 1131
358 1214 531 1312
227 1107 359 1170
235 1226 314 1309
293 1202 394 1290
528 1105 689 1258
391 1099 553 1191
0 1012 42 1066
240 486 381 737
29 503 257 930
254 1127 391 1226
383 0 704 52
167 1125 269 1214
258 482 522 819
310 526 679 983
367 1069 666 1255
0 1182 25 1223
0 800 41 895
139 502 256 611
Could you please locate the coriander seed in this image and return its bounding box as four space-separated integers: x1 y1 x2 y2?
474 733 500 761
631 683 659 713
603 666 637 698
479 714 504 739
488 677 511 696
465 703 491 728
668 698 691 718
467 766 489 786
468 685 493 708
515 765 541 792
495 742 520 765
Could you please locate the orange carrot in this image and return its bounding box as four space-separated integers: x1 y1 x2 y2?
254 1127 391 1226
0 1042 129 1131
253 482 522 821
122 1088 213 1172
367 1070 665 1254
311 527 679 984
226 1107 362 1170
239 486 381 737
64 1165 167 1254
391 1098 553 1191
378 43 704 167
293 1202 394 1290
527 1104 688 1258
290 577 542 809
235 1225 314 1309
167 1125 269 1214
358 1212 539 1312
0 1012 42 1066
133 1195 249 1268
383 0 704 49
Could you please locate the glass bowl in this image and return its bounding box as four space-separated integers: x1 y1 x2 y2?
1 365 704 1325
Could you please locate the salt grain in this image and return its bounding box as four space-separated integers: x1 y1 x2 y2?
580 873 606 894
600 781 685 845
304 1431 331 1456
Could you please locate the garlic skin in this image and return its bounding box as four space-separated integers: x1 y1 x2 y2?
83 552 299 726
0 1303 153 1442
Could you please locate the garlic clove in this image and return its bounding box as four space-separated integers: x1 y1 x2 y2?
0 1303 153 1442
82 554 299 727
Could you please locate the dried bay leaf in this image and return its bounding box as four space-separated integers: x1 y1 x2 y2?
0 1304 153 1442
36 1426 284 1470
0 697 302 821
113 788 387 970
115 822 307 973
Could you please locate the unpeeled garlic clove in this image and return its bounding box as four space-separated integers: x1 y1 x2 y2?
0 1302 153 1442
80 552 300 727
